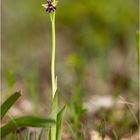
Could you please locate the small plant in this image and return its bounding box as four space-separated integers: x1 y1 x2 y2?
42 0 66 140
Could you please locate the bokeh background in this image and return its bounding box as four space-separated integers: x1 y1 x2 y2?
2 0 139 139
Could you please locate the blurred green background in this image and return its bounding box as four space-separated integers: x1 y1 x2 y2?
2 0 139 138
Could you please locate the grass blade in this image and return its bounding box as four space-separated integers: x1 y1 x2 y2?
1 91 21 119
38 128 44 140
1 116 55 138
56 105 66 140
48 127 51 140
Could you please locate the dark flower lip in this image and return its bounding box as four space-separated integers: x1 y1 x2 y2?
42 0 57 13
46 4 56 12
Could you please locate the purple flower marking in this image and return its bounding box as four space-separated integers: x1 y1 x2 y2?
46 0 56 12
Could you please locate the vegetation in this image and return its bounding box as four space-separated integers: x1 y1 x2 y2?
1 0 139 139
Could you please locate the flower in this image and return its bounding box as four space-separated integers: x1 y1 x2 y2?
42 0 57 13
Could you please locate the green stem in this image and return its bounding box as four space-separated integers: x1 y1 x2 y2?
50 12 57 140
51 12 56 98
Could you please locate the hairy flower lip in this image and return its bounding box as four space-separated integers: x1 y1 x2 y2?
42 0 57 13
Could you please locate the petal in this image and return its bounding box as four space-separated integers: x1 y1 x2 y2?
53 1 58 6
42 4 48 8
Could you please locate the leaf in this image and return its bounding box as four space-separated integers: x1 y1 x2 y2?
48 127 51 140
54 76 57 96
98 120 105 139
38 128 44 140
51 91 58 118
56 105 66 140
1 91 21 119
1 116 55 138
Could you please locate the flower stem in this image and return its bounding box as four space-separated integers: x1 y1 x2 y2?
50 12 57 140
51 12 56 98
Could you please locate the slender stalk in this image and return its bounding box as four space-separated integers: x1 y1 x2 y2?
50 12 57 140
42 2 62 140
51 12 56 98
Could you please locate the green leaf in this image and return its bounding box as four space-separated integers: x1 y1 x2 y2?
38 128 44 140
51 92 58 118
98 120 105 139
1 91 21 119
1 116 55 138
56 105 66 140
48 127 51 140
